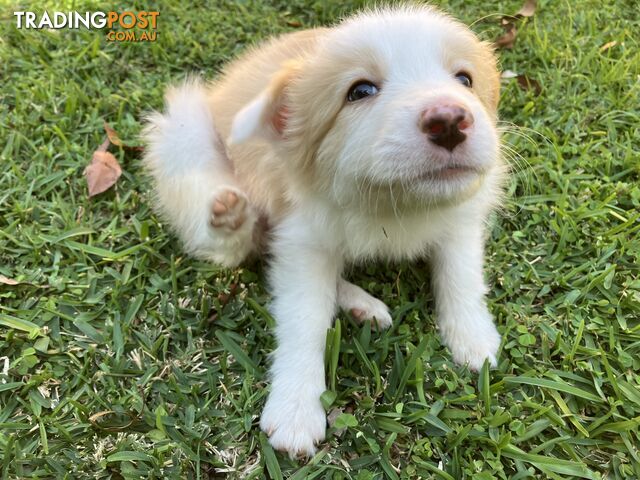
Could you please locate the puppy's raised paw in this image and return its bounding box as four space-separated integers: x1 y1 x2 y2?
209 186 249 232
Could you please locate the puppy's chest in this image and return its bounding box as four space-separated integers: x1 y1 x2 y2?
340 211 448 261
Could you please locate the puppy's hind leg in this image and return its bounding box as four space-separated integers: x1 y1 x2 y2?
337 278 392 329
143 80 258 267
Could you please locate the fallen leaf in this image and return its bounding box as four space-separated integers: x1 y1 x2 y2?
327 407 344 427
217 282 239 306
516 0 537 17
88 410 135 431
501 70 542 94
516 74 542 94
103 122 144 154
599 40 618 52
88 410 117 423
495 22 517 49
495 0 537 49
103 122 123 147
501 70 520 79
0 275 46 288
85 149 122 197
0 275 19 285
96 136 109 152
327 407 347 436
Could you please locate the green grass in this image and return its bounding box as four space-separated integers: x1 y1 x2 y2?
1 0 639 478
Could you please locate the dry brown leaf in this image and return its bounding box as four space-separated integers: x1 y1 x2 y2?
516 0 537 17
88 410 117 423
103 122 123 147
495 0 537 49
217 282 239 306
327 407 346 436
85 149 122 197
0 275 46 288
327 407 344 427
88 410 135 431
495 22 517 49
97 136 109 152
103 122 144 154
600 40 618 52
0 274 19 285
516 74 542 94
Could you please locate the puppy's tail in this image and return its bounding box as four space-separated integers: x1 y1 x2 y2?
143 79 256 267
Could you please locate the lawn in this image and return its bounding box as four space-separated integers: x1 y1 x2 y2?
1 0 639 478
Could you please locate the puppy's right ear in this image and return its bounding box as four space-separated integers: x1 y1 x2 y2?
228 61 301 145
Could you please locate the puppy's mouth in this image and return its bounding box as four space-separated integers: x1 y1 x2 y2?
419 165 480 181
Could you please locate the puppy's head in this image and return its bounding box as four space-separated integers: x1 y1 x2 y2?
231 6 502 210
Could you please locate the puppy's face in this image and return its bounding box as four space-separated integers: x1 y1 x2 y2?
232 7 501 209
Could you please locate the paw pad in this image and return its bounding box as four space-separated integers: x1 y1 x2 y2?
209 188 249 231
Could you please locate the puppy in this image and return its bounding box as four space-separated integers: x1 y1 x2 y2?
144 5 505 458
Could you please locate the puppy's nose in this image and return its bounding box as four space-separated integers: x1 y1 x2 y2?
420 104 474 152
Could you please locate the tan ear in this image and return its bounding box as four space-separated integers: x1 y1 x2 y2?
228 61 301 145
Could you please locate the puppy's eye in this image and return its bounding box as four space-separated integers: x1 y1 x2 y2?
455 72 473 88
347 81 379 102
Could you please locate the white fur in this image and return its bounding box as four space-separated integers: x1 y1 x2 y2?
431 225 501 370
144 6 505 458
337 278 392 328
143 80 257 267
260 216 341 455
228 92 271 145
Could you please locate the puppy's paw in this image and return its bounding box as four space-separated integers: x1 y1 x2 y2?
338 280 392 329
209 186 250 232
349 299 393 329
444 314 500 371
260 389 326 458
451 336 499 371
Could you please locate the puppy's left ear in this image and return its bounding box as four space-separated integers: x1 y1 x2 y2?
228 61 301 145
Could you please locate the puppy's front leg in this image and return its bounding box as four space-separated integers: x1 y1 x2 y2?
431 227 501 371
261 226 341 457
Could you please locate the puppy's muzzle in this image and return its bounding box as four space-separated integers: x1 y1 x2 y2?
420 103 474 152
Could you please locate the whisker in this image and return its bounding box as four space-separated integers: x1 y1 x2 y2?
496 121 555 220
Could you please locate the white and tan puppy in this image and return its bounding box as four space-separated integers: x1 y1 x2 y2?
144 5 505 457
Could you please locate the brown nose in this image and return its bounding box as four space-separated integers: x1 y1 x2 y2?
420 104 474 152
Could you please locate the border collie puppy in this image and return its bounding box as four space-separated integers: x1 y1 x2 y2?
144 5 505 457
